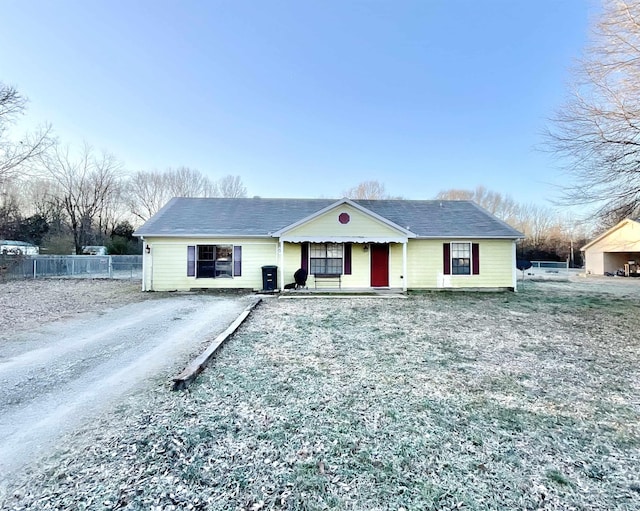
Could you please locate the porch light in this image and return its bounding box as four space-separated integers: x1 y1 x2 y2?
363 244 369 252
145 244 151 254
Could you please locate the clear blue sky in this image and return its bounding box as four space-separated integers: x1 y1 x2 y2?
0 0 597 204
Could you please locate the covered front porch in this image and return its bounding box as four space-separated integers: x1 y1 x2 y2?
277 239 409 292
270 198 415 292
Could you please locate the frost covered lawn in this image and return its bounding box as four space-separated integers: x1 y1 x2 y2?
4 279 640 510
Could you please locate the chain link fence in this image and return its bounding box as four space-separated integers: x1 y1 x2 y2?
0 255 142 281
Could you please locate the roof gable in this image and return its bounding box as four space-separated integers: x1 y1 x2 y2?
581 218 640 251
272 199 415 241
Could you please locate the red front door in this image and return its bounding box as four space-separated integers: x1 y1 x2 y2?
370 244 389 287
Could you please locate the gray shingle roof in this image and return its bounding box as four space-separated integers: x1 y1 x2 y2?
134 197 523 239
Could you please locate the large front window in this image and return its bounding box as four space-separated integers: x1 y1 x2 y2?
197 245 233 278
310 243 343 275
451 242 471 275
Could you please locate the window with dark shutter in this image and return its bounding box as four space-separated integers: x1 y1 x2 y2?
233 246 242 276
472 243 480 275
187 246 195 276
301 242 309 271
443 243 451 275
344 243 352 275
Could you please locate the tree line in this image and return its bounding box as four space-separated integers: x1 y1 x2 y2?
433 186 591 266
0 83 247 255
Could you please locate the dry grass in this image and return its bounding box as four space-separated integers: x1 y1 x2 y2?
3 279 640 510
0 279 151 338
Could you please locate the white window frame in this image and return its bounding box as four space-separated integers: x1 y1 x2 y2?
451 241 471 276
309 242 344 275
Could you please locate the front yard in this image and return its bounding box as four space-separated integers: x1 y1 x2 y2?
3 278 640 510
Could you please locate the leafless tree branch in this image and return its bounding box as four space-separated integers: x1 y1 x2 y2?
0 83 55 181
545 0 640 224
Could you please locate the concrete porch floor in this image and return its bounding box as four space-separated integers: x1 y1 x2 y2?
276 287 407 298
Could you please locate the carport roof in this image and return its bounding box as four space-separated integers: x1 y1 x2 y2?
581 218 640 251
134 197 524 239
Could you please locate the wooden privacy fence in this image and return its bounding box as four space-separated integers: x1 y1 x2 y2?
0 255 142 281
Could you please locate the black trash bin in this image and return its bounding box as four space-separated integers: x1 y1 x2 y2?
261 265 278 291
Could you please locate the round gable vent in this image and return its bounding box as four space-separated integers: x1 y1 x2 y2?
338 212 350 224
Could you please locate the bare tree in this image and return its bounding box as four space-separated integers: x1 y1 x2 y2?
0 84 25 120
0 177 22 239
126 167 220 222
514 204 559 248
435 186 520 223
217 175 247 198
0 83 53 181
126 170 171 222
434 186 586 259
164 166 218 197
545 0 640 223
39 143 123 254
343 180 395 200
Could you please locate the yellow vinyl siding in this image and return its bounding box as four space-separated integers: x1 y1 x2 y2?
285 204 404 238
282 241 372 288
145 237 277 291
281 242 301 286
282 242 304 275
389 243 404 288
342 244 371 288
407 240 441 288
144 237 515 291
407 239 514 289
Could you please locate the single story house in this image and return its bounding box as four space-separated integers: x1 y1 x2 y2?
134 197 523 292
581 218 640 276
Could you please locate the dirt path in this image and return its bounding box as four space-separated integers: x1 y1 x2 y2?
0 293 250 481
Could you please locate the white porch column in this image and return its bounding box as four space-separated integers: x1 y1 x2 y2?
512 240 518 292
279 239 285 292
141 237 146 291
402 241 408 292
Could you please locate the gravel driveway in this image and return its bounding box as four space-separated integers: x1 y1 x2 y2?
0 280 251 481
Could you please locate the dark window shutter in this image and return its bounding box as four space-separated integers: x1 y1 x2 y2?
443 243 451 275
344 243 352 275
187 246 195 276
233 246 242 276
301 242 309 271
472 243 480 275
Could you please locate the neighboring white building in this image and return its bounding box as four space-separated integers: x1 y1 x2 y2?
0 240 40 255
582 218 640 276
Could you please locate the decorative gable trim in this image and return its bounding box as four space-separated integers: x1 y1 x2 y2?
282 235 408 243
